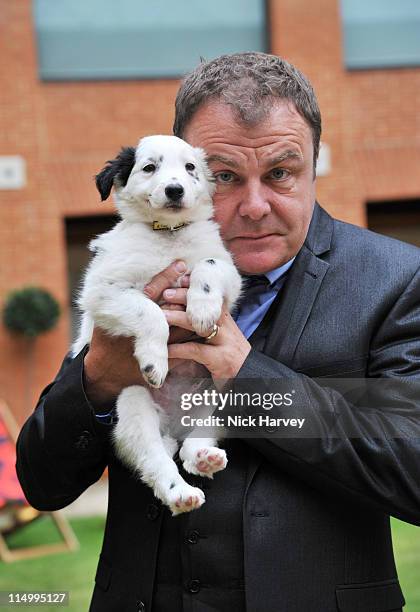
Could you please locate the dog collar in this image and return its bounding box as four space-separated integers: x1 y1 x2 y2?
152 221 190 231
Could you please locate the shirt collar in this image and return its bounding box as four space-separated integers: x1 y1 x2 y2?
265 256 296 286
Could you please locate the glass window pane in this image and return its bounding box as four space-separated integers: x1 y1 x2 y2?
340 0 420 69
33 0 268 80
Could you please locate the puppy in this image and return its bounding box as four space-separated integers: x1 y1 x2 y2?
73 135 242 515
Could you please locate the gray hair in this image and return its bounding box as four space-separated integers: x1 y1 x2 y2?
173 52 321 172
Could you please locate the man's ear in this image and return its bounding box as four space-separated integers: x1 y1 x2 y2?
95 146 136 201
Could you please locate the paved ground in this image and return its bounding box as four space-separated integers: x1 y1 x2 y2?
61 479 108 517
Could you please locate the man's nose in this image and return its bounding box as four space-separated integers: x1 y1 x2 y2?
238 180 271 221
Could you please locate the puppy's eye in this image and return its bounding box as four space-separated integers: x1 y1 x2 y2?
143 164 156 173
185 163 195 172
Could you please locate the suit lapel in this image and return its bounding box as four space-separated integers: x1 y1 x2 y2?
261 203 333 366
242 204 333 492
263 245 330 365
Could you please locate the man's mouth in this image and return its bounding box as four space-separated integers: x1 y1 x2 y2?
232 233 278 240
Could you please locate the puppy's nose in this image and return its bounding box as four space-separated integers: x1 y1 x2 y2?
165 184 184 201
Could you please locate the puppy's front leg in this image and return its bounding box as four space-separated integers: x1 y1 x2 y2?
187 259 242 334
132 302 169 388
84 285 170 388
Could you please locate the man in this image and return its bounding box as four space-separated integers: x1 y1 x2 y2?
16 53 420 612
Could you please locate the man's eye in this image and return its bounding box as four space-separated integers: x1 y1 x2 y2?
185 163 195 171
143 164 156 173
269 168 289 180
215 172 235 183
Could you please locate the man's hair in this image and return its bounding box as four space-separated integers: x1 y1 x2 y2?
173 52 322 173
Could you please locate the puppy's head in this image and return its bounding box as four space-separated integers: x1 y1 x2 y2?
95 135 215 224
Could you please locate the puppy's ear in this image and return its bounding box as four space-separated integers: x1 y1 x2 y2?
95 146 136 201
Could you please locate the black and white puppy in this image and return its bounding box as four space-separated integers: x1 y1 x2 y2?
72 135 242 515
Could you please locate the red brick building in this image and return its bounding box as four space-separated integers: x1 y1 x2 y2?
1 0 419 422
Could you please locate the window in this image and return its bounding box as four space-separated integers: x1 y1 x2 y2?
367 199 420 248
33 0 268 81
340 0 420 69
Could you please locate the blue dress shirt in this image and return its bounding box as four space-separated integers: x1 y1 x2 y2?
234 257 296 339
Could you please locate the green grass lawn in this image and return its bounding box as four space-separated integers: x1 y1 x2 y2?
0 515 105 611
0 515 418 610
392 518 420 611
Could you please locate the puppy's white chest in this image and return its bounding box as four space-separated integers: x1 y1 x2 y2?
90 221 228 286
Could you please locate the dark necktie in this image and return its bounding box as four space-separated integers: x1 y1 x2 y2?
232 274 271 318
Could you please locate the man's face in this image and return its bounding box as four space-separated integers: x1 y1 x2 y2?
183 100 316 274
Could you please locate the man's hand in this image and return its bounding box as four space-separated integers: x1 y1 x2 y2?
163 289 251 380
83 260 191 406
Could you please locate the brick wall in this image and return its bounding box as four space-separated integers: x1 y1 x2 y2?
1 0 419 421
269 0 420 224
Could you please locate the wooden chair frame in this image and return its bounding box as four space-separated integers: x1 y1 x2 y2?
0 399 79 562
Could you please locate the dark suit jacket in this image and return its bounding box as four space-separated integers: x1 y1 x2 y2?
16 203 420 612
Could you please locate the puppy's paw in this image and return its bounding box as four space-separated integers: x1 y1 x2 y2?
166 483 205 516
137 351 168 388
186 297 222 335
183 447 227 479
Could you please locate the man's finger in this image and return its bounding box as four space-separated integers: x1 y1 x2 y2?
161 303 185 311
164 310 195 332
144 260 187 302
165 310 225 340
168 341 210 364
162 288 188 305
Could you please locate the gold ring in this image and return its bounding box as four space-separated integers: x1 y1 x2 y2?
204 323 219 341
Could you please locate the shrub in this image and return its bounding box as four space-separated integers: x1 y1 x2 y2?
3 287 60 337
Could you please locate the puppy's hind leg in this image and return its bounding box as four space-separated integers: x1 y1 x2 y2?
180 434 227 479
113 386 205 515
